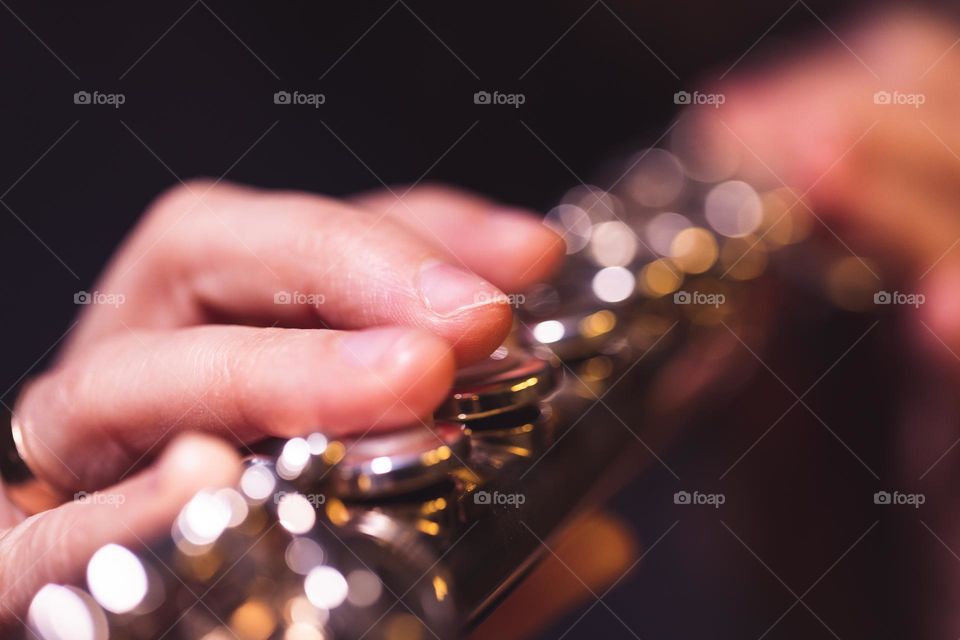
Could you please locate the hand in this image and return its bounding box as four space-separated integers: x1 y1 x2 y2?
476 9 960 638
0 433 240 629
0 181 563 626
686 7 960 635
692 8 960 319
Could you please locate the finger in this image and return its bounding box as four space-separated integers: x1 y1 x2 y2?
0 433 240 625
0 481 20 530
811 138 960 274
699 8 960 191
351 184 566 292
66 181 512 364
469 511 637 640
919 260 960 365
15 325 454 492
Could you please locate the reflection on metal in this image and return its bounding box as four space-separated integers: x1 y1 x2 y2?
437 347 559 422
330 423 469 499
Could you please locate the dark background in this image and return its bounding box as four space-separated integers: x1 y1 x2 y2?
1 2 931 638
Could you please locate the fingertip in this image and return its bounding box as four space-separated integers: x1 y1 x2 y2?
379 327 457 424
157 433 242 497
482 210 567 291
332 327 457 430
413 259 515 362
354 184 564 294
417 260 504 318
339 326 453 375
442 300 513 366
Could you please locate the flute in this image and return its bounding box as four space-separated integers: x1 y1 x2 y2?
24 131 825 640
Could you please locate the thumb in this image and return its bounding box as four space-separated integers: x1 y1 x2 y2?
0 433 241 626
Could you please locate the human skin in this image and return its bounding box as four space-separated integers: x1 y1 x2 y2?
6 7 960 635
0 181 564 626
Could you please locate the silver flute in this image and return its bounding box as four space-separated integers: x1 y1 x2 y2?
24 123 821 640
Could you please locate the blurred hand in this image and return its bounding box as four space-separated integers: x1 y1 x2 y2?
16 7 960 632
0 181 563 626
688 7 960 636
483 9 960 636
694 8 960 344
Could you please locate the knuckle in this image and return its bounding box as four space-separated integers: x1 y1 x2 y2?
12 372 74 486
136 180 248 260
14 373 62 436
144 179 219 224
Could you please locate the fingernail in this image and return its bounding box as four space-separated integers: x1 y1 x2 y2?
418 259 506 318
340 327 414 369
